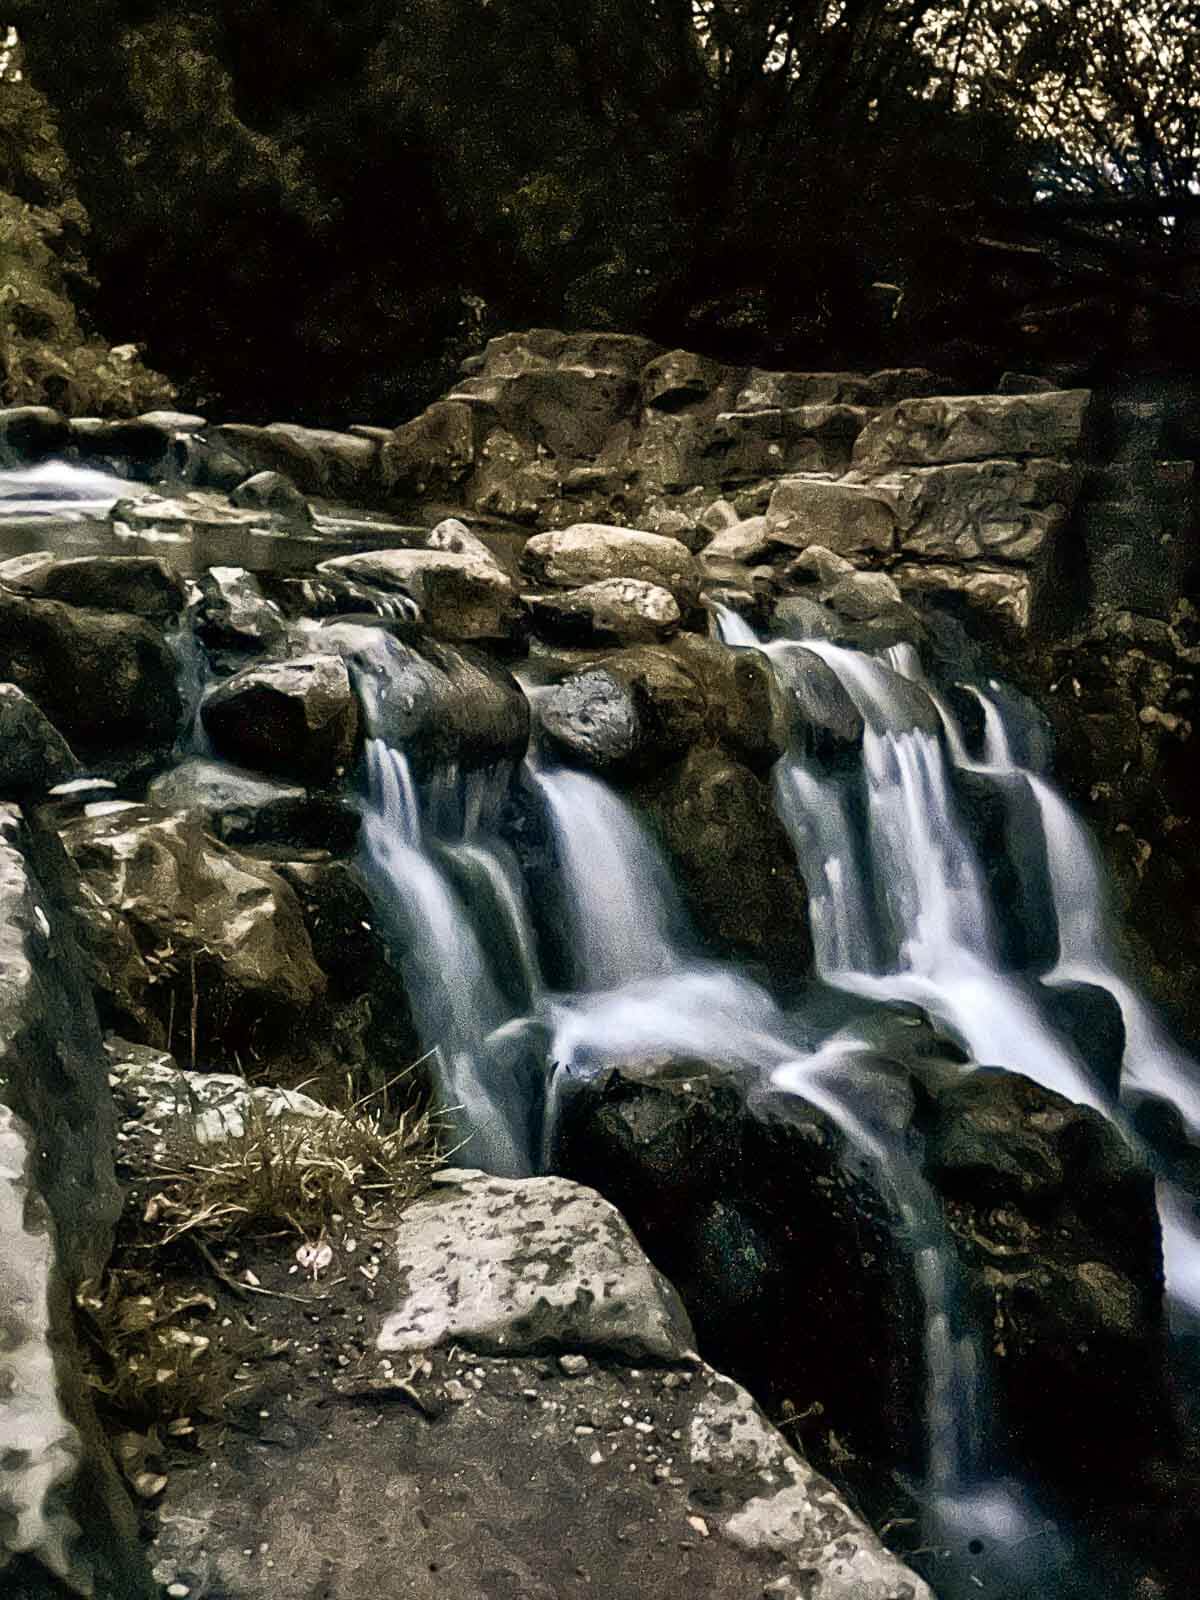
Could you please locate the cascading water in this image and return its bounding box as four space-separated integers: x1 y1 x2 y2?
349 599 1198 1595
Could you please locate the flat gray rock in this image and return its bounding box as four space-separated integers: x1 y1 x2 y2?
377 1168 700 1363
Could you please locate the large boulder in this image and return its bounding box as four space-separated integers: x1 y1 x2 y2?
525 578 681 647
765 478 897 558
522 524 700 607
318 548 527 649
201 655 360 785
537 647 708 774
635 747 813 982
852 390 1095 470
0 685 80 799
0 806 153 1599
554 1063 924 1487
53 802 326 1063
313 622 530 779
767 645 865 760
37 554 187 620
0 590 181 765
925 1072 1168 1499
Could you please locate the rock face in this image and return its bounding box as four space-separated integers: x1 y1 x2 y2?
201 654 360 785
538 647 707 774
53 802 326 1065
0 589 181 768
523 524 700 606
636 748 813 983
0 806 152 1599
852 390 1095 469
554 1063 925 1485
925 1072 1171 1510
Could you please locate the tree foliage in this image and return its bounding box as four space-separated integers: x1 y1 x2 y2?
3 1 1194 420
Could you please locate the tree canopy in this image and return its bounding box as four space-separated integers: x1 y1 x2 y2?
2 1 1196 420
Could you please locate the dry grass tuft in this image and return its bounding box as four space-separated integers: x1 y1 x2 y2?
146 1080 445 1246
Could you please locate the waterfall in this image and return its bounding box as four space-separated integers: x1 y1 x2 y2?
526 760 684 991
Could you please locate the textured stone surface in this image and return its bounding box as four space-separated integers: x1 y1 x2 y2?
196 565 289 654
0 808 152 1598
523 524 700 606
868 457 1080 564
526 577 681 646
212 422 380 498
853 390 1094 469
54 802 326 1060
319 547 526 647
0 684 79 799
765 477 896 557
377 1168 700 1362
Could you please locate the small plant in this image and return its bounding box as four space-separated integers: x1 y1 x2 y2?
75 1269 233 1432
146 1084 445 1246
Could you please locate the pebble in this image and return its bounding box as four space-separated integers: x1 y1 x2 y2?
444 1379 471 1404
558 1353 589 1377
588 1450 604 1466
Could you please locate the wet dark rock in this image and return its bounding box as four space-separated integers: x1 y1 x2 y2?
538 646 708 774
71 415 177 479
924 1070 1170 1511
0 404 70 465
0 684 80 798
38 554 187 620
148 758 360 853
314 622 530 780
634 747 812 982
0 590 180 767
768 645 865 761
196 565 289 654
201 655 360 785
667 631 784 772
554 1062 925 1490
